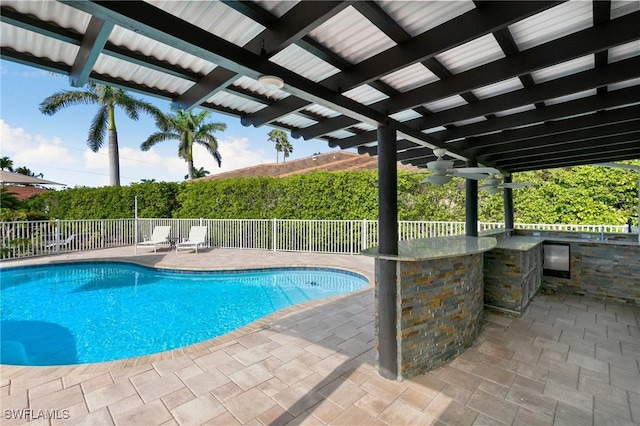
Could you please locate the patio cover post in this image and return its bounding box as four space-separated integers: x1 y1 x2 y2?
465 160 478 237
377 124 398 379
503 175 514 231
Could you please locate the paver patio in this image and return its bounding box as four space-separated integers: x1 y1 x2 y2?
1 247 639 425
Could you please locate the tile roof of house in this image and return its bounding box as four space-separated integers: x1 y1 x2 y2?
2 185 50 201
197 151 420 180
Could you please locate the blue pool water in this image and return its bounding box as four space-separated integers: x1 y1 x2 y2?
0 262 367 366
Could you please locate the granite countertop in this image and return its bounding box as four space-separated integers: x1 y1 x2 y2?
541 236 640 247
361 236 497 261
494 236 544 251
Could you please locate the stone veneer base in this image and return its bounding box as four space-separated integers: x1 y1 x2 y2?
375 252 485 380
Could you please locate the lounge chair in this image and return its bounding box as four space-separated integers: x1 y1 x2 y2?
176 226 207 253
45 234 76 249
136 226 171 253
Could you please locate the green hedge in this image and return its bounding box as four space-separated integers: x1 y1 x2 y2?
19 163 640 226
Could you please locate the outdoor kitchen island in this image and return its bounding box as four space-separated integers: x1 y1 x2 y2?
362 235 496 379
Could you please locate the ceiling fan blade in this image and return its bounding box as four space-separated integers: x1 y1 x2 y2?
451 167 500 175
593 162 640 172
501 182 535 188
455 173 492 180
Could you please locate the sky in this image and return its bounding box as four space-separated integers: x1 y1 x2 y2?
0 59 343 188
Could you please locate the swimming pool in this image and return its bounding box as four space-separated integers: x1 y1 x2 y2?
0 262 367 366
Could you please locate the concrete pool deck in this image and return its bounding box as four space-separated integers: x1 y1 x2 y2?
1 246 639 425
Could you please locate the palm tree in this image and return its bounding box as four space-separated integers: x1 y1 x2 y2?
281 139 293 162
185 166 210 180
141 107 226 180
39 82 163 186
0 156 14 171
0 188 21 210
267 129 292 163
14 166 43 178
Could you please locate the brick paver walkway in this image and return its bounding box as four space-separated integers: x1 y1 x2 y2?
1 247 638 425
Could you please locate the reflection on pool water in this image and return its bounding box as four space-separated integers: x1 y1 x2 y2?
0 262 367 366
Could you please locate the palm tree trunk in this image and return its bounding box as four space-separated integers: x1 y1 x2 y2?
109 129 120 186
187 158 195 180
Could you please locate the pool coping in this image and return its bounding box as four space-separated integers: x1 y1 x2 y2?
1 249 374 379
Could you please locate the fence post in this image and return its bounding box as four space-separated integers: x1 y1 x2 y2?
272 218 277 251
362 219 368 250
55 219 61 255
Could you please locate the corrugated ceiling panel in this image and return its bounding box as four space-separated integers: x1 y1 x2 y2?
146 1 263 47
609 77 640 91
108 27 216 75
608 40 640 63
423 95 467 113
423 126 448 134
309 6 396 65
544 89 597 106
376 1 476 37
531 55 594 84
232 76 289 101
493 104 537 117
452 117 486 127
269 44 340 82
325 129 356 139
207 91 266 114
389 110 422 122
435 34 505 75
611 0 640 19
277 114 317 129
471 77 524 100
352 123 377 132
304 104 341 119
342 85 388 106
252 0 298 18
94 55 193 94
1 26 78 66
380 63 439 92
509 1 592 51
1 0 90 33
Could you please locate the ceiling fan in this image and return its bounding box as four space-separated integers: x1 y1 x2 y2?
420 148 499 185
480 175 536 194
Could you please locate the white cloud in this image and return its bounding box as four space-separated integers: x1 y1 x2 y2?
197 136 271 175
0 119 71 167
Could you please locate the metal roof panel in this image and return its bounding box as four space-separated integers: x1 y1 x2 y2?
303 104 341 119
146 0 264 47
207 91 266 114
423 95 467 113
544 89 597 106
531 55 594 84
342 85 389 106
269 44 340 82
308 6 396 64
508 1 592 51
435 34 505 75
608 40 640 63
471 77 524 100
376 0 476 37
380 63 439 93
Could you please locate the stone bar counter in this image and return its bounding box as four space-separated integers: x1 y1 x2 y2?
362 236 496 379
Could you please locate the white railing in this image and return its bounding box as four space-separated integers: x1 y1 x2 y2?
0 218 631 260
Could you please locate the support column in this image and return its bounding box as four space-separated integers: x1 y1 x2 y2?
377 125 398 380
465 160 478 237
503 175 514 231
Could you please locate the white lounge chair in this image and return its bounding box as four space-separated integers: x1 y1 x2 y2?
176 226 207 253
45 234 76 249
136 226 171 253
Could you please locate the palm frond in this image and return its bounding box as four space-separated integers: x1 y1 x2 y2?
87 106 109 151
39 90 100 115
141 132 180 151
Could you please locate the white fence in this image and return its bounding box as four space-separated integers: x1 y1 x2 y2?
0 218 630 260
